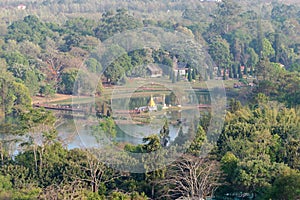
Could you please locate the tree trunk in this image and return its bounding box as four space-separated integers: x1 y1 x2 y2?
92 177 98 193
0 143 4 165
38 147 44 172
151 184 155 199
33 145 38 172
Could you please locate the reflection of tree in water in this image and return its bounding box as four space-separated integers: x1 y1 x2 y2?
129 96 149 109
95 101 111 118
159 120 170 147
165 91 177 105
189 90 211 105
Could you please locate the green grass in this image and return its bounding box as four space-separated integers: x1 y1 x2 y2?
50 96 94 105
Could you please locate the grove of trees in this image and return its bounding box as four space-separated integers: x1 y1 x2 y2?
0 0 299 199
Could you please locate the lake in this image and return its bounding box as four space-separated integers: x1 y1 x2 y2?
56 108 198 149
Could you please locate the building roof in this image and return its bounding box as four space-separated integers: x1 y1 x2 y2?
147 64 162 73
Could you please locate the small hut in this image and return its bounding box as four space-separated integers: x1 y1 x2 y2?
147 64 163 78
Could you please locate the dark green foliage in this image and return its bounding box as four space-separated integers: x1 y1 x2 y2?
232 63 238 78
0 71 31 116
142 135 161 153
94 9 142 41
6 15 55 44
208 37 232 70
59 68 78 94
172 71 176 83
59 33 82 52
270 171 300 200
191 68 196 80
187 125 206 156
176 70 180 81
229 67 233 78
2 51 29 67
39 84 55 97
165 91 176 106
216 100 300 197
250 66 254 75
246 47 259 68
159 120 170 147
228 98 242 113
256 16 264 58
187 68 192 82
64 17 96 36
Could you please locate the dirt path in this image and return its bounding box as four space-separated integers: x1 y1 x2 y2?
32 94 73 104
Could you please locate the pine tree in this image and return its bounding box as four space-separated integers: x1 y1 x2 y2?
188 68 192 82
243 66 248 76
257 15 264 58
274 33 281 63
169 69 173 80
250 66 254 76
233 64 238 79
172 71 176 83
229 67 233 78
223 71 227 80
187 125 206 156
238 66 242 79
209 70 214 80
192 68 196 80
160 120 170 147
176 70 180 82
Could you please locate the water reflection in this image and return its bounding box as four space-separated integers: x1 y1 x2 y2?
57 91 209 149
57 110 190 149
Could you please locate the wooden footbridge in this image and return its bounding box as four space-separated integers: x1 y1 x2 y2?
33 103 211 114
33 103 85 112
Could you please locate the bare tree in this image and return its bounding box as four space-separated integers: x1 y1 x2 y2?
19 108 56 172
39 180 87 200
159 155 222 200
68 148 122 194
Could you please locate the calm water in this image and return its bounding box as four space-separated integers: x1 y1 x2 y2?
57 91 209 149
3 92 210 156
57 109 195 149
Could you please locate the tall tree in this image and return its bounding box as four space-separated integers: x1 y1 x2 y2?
246 47 259 68
187 68 192 82
274 33 281 63
187 125 206 156
159 120 170 147
94 9 142 41
256 15 264 58
208 37 232 72
160 155 222 199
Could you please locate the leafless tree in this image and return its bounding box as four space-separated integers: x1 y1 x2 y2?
39 180 87 200
68 148 123 194
159 154 222 200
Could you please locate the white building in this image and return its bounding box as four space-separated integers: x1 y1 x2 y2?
17 4 26 10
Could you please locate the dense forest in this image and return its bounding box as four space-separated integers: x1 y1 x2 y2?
0 0 299 199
